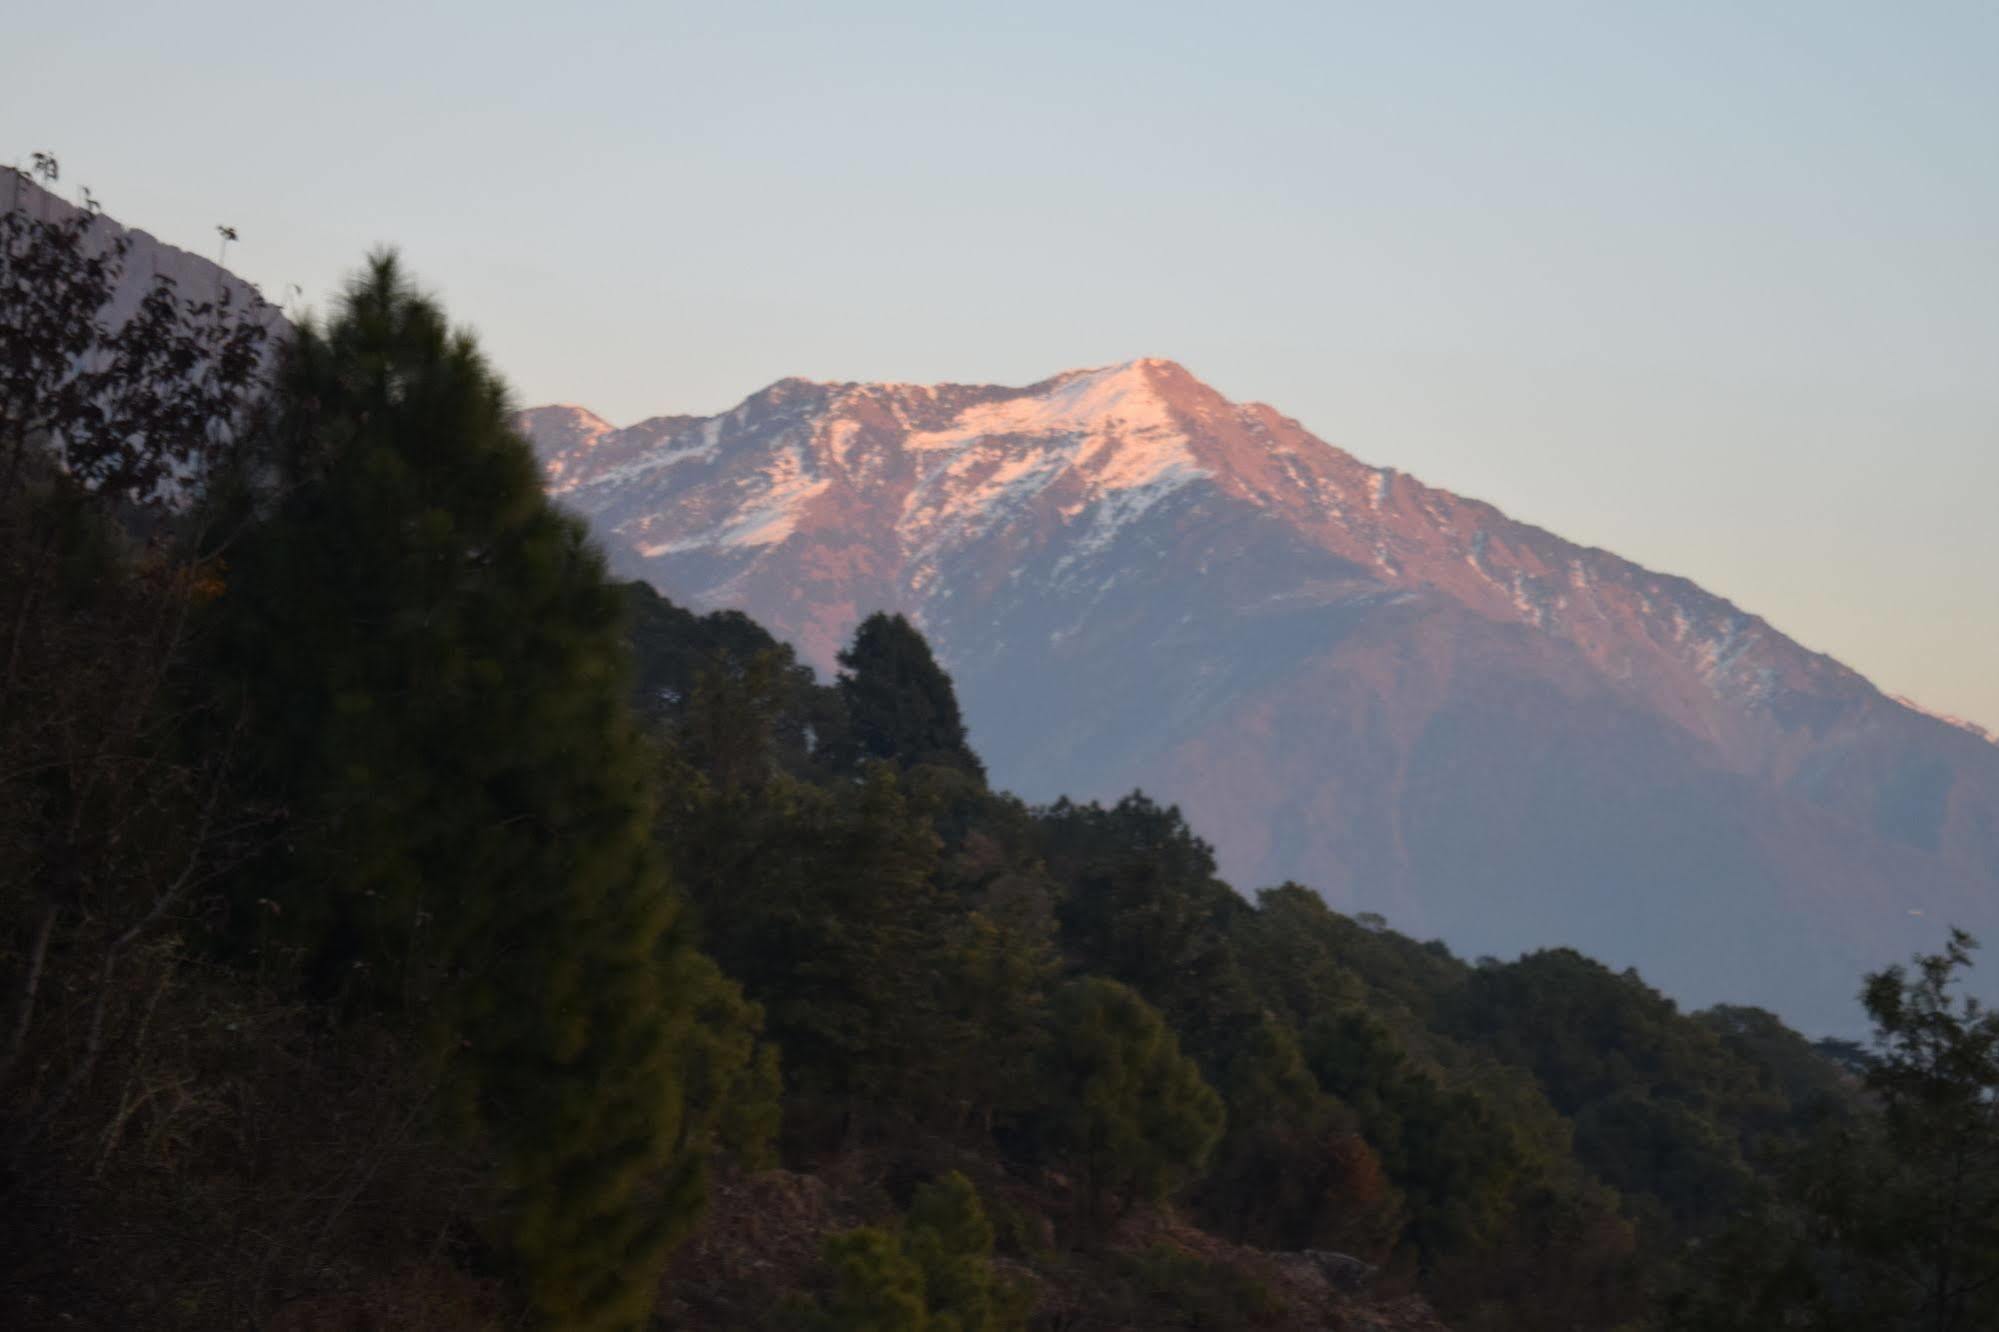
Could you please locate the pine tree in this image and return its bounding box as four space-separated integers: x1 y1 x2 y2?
1039 794 1260 1064
1195 1014 1404 1255
209 255 766 1328
802 1228 930 1332
834 612 984 779
1304 1009 1524 1259
1034 978 1225 1232
904 1172 1031 1332
791 1174 1028 1332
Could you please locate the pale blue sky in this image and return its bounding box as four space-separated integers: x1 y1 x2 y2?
7 1 1996 728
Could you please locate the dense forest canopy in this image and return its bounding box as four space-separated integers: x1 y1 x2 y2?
5 169 1997 1331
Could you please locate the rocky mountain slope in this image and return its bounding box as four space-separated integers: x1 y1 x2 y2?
526 360 1997 1035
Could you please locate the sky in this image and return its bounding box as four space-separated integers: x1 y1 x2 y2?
7 1 1996 730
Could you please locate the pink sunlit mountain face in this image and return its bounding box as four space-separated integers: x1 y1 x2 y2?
522 358 1999 1035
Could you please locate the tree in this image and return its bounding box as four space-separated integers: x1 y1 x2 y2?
1196 1011 1404 1255
1304 1009 1524 1260
1850 930 1999 1329
0 161 269 507
622 578 835 778
1034 978 1225 1232
210 254 766 1328
0 164 271 1166
903 1172 1030 1332
1038 794 1259 1063
660 751 958 1135
1672 931 1999 1331
1448 946 1774 1243
803 1228 930 1332
935 895 1057 1134
1571 1090 1751 1233
833 612 983 779
790 1173 1028 1332
1698 1003 1863 1131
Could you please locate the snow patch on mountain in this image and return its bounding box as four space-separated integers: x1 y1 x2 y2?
1054 460 1209 575
551 404 614 439
904 360 1177 452
636 441 828 556
895 360 1213 566
555 419 722 498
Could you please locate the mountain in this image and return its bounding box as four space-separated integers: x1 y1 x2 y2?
522 359 1999 1035
5 170 279 333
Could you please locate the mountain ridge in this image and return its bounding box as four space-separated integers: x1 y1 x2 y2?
526 356 1886 723
528 360 1999 1035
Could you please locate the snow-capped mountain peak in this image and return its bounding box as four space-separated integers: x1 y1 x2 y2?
528 361 1242 631
521 360 1999 1035
521 361 1862 734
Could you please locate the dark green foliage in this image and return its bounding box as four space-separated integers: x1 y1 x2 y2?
659 751 960 1130
833 611 983 779
1844 931 1999 1325
624 585 1853 1326
790 1174 1027 1332
208 255 770 1328
1304 1009 1526 1259
9 173 1919 1330
653 613 1062 1141
1241 886 1461 1029
1571 1090 1751 1232
1196 1013 1406 1256
1672 932 1999 1330
904 1172 1031 1332
1814 1036 1877 1078
1445 949 1779 1243
1452 950 1764 1121
1038 794 1261 1062
935 887 1059 1132
1698 1004 1864 1127
1227 886 1658 1327
802 1227 930 1332
1033 978 1226 1231
670 945 785 1170
1230 884 1368 1026
1232 889 1587 1276
623 579 838 779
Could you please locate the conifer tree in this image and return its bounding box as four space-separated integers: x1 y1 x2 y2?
1039 794 1260 1063
1196 1014 1404 1254
1304 1009 1523 1259
903 1172 1031 1332
791 1173 1028 1332
659 733 961 1132
1035 978 1224 1232
210 255 766 1329
834 612 984 779
803 1227 931 1332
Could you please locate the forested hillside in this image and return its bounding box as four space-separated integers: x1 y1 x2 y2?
6 170 1998 1330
